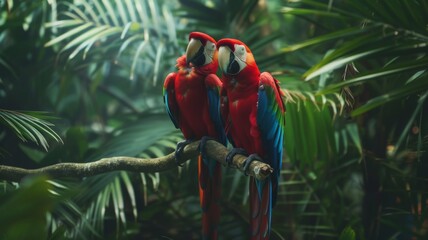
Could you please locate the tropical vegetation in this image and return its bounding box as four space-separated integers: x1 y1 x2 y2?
0 0 427 239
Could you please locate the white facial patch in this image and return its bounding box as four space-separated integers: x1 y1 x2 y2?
234 44 247 62
233 44 247 71
203 41 216 65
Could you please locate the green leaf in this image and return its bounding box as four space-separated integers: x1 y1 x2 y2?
0 177 55 240
79 0 100 25
352 79 428 116
101 0 119 26
19 144 46 163
44 19 84 28
319 58 428 94
44 22 93 47
61 25 110 51
124 0 138 22
87 114 176 161
393 90 428 155
0 110 62 151
339 226 356 240
114 0 129 25
92 0 109 25
281 7 345 18
305 47 390 80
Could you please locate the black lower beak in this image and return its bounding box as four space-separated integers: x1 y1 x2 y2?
187 46 205 67
227 52 240 75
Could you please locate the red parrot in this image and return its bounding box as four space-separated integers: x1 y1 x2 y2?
163 32 226 239
217 38 286 239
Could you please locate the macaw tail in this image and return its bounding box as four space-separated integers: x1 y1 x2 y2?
250 177 272 240
198 154 222 240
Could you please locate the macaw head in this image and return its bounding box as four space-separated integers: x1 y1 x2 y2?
217 38 258 76
185 32 217 67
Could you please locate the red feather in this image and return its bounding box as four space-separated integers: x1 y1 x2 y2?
164 33 223 240
218 38 285 240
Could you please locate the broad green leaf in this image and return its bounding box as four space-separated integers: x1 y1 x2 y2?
305 47 390 80
319 58 428 94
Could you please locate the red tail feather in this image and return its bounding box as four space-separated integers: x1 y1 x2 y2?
250 177 271 240
198 155 222 240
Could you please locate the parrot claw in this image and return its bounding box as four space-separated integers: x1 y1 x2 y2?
225 148 248 166
243 154 263 176
175 139 194 167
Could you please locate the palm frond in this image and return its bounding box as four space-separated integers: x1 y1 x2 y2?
0 110 62 151
277 165 337 238
46 114 181 237
282 1 428 239
283 0 428 84
44 0 179 83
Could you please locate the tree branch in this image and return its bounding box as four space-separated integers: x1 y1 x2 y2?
0 140 273 182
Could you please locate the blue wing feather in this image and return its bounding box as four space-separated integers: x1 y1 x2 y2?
204 74 227 178
206 74 227 147
256 72 286 206
163 73 179 129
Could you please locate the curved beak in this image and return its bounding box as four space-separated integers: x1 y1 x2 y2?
185 38 205 67
218 46 240 75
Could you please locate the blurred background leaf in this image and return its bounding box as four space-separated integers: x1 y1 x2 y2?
0 176 56 240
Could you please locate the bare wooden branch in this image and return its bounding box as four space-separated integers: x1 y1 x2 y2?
0 140 273 182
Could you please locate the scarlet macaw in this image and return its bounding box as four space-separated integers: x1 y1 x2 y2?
217 38 285 239
163 32 226 239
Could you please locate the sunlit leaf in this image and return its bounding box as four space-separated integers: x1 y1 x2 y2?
305 47 390 80
0 110 62 151
44 22 93 47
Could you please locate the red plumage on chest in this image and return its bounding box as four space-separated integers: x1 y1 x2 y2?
223 75 266 158
172 55 219 140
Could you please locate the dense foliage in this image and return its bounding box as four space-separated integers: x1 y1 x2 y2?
0 0 427 239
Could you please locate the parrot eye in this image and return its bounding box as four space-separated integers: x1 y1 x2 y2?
205 41 216 53
204 41 216 63
207 41 216 50
234 44 247 62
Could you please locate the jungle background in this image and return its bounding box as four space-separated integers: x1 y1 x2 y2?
0 0 427 239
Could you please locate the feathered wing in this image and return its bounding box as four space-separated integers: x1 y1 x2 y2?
205 74 227 146
219 85 234 147
198 73 226 240
250 72 286 239
163 72 179 128
257 72 286 204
